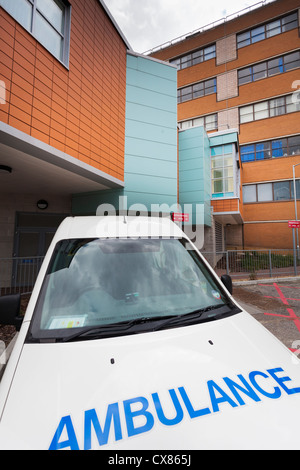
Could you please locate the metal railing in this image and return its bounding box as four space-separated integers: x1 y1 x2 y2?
0 249 299 297
143 0 275 54
0 256 44 296
202 249 299 279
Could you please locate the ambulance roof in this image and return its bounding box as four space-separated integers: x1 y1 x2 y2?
56 215 184 241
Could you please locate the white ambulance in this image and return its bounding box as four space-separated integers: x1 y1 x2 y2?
0 215 300 450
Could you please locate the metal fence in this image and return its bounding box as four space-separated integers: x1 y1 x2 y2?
0 250 299 297
0 256 44 296
202 249 300 279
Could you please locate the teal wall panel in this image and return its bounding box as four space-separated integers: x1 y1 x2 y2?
125 119 177 145
179 126 211 226
209 131 238 148
124 53 178 213
72 189 124 215
125 173 177 195
125 137 175 162
125 102 177 129
126 68 177 96
125 86 176 112
72 53 178 216
126 155 177 177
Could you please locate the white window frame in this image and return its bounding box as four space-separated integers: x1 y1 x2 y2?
239 94 300 124
178 114 218 132
211 144 235 199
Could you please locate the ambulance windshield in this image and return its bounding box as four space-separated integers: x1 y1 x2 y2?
27 238 239 342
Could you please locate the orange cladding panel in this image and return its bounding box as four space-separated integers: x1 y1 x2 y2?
211 198 239 213
242 156 300 185
0 0 127 181
244 222 295 249
243 200 299 222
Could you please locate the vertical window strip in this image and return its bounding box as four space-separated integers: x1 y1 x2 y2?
211 145 234 198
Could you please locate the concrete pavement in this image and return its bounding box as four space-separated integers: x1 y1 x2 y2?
232 277 300 356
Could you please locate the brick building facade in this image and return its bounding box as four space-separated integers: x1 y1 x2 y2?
151 0 300 249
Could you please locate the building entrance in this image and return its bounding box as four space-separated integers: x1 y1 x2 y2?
13 213 67 288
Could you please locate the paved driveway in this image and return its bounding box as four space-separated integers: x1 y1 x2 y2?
233 279 300 358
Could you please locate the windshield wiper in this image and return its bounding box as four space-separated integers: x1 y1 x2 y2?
61 303 236 342
61 315 176 342
151 303 231 332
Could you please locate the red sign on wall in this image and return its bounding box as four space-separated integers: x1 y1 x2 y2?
288 221 300 228
172 213 189 222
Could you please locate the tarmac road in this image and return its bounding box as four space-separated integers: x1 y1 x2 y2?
232 278 300 358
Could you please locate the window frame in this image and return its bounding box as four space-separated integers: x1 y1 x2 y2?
170 44 216 71
238 50 300 86
239 94 300 124
179 114 218 132
243 179 300 204
178 78 217 104
273 181 292 201
257 182 273 202
237 11 298 49
240 135 300 163
211 144 235 199
0 0 71 67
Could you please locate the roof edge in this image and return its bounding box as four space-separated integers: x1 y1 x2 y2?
98 0 133 51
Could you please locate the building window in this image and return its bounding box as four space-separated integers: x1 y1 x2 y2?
243 179 300 203
254 101 269 120
240 135 300 162
179 114 218 132
239 105 254 123
237 11 298 49
238 51 300 85
243 185 256 203
274 181 291 201
204 114 218 132
269 96 286 117
1 0 71 66
239 94 300 124
211 144 234 199
178 78 217 103
257 183 272 202
170 44 216 70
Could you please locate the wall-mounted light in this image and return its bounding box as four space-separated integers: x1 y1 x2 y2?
37 199 48 210
0 165 12 174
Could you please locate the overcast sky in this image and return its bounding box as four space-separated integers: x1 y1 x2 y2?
104 0 268 53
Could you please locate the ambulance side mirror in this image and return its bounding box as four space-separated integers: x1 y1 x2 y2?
0 294 23 331
221 275 233 295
